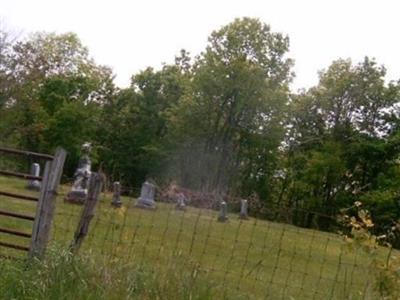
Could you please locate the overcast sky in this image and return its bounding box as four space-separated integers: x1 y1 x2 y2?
2 0 399 91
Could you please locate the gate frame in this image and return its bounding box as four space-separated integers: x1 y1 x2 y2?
0 146 66 259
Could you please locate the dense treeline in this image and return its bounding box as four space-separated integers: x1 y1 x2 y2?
1 18 400 236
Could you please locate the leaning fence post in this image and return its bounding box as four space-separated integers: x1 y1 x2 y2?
29 147 67 259
70 172 103 254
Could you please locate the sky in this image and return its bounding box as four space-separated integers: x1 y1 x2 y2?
2 0 399 91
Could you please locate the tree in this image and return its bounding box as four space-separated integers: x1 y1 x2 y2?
1 31 114 175
283 57 400 229
0 22 19 146
0 24 12 109
169 18 293 196
97 60 191 187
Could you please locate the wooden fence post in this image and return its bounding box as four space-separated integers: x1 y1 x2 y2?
70 172 103 254
29 147 67 259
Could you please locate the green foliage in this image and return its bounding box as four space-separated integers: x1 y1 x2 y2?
0 31 114 175
44 101 101 175
338 202 400 299
1 18 400 239
0 176 389 299
0 247 217 300
167 17 292 193
96 64 190 185
281 57 400 232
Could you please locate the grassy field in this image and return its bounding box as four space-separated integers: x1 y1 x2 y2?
0 175 393 299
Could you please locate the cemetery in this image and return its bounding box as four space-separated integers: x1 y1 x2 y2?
1 6 400 298
0 151 391 298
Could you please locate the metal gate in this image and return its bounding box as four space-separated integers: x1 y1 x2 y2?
0 146 66 259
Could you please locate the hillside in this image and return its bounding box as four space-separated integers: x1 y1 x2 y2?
0 175 392 299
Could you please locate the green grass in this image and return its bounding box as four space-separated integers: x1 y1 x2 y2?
0 247 217 300
0 176 393 299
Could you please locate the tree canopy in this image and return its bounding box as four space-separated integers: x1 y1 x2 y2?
1 18 400 240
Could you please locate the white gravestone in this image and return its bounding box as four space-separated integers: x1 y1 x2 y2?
27 163 41 191
135 180 156 209
111 181 122 207
218 201 228 222
239 199 249 220
175 192 186 211
66 142 92 204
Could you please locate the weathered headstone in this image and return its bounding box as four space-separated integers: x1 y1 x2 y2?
175 192 186 211
239 199 249 220
218 201 228 222
66 142 92 204
27 163 41 191
135 180 156 209
111 181 122 207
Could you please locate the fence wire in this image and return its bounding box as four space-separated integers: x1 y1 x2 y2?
0 171 392 299
42 181 391 300
0 149 391 299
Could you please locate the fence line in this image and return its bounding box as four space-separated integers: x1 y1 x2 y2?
54 183 388 298
0 174 393 299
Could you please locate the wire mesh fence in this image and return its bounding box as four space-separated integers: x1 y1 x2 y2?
0 168 393 299
0 144 394 299
46 181 388 299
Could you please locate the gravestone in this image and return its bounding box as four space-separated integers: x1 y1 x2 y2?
239 199 249 220
217 201 228 222
111 181 122 208
66 142 92 204
135 180 156 209
175 192 186 211
27 163 41 191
